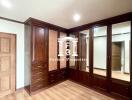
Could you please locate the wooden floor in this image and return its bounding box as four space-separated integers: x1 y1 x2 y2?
0 80 125 100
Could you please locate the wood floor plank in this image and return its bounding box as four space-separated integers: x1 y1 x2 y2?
0 80 125 100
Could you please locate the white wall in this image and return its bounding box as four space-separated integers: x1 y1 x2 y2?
0 19 24 89
94 37 107 69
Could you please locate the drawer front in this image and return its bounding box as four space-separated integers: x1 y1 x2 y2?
31 81 48 92
31 62 48 92
32 72 48 83
58 70 66 79
32 63 47 71
49 71 58 84
49 69 67 84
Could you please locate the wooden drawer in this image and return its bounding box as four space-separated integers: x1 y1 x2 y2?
49 71 58 84
32 73 48 83
32 62 48 70
31 81 48 92
49 72 56 78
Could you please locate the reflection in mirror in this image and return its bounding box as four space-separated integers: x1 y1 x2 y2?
112 21 130 81
93 26 107 76
69 34 76 69
79 30 89 72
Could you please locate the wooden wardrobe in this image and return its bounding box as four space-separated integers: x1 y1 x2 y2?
24 18 67 94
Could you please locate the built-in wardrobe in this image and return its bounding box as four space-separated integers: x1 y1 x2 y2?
24 12 132 99
24 18 67 94
68 13 132 99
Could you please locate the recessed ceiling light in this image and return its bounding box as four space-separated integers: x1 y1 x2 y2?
73 14 81 22
1 0 12 8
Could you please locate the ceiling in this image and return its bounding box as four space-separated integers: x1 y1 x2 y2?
0 0 132 29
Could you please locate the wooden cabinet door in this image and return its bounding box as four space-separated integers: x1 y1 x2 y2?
32 26 48 90
0 33 16 97
32 26 47 62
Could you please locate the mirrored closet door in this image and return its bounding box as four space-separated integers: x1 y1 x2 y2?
111 21 130 81
93 26 107 76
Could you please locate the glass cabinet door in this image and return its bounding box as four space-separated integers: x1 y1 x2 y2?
69 34 76 69
112 21 130 81
93 26 107 76
79 30 89 72
59 32 67 69
49 30 58 71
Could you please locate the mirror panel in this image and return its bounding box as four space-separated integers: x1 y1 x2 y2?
112 21 130 81
93 26 107 76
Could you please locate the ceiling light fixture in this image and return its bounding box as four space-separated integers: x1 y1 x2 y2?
1 0 12 8
73 14 81 22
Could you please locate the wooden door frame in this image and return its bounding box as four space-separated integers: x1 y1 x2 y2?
0 32 16 94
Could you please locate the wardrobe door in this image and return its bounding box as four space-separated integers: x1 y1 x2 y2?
111 21 130 82
79 31 89 72
69 34 76 69
60 32 67 69
31 26 48 92
93 26 107 76
49 30 58 71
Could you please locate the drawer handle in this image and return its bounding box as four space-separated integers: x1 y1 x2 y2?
32 72 43 77
36 78 42 82
37 66 42 68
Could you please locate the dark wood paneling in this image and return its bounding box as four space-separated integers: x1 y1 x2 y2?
31 25 48 92
111 79 130 98
130 20 132 99
69 68 130 99
78 71 90 86
49 68 67 84
79 34 87 70
68 68 78 81
93 74 107 91
89 28 94 86
24 12 132 98
32 26 46 62
107 25 112 92
76 32 80 70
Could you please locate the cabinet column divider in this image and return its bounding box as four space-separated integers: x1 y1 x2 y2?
130 20 132 99
57 31 60 70
89 28 94 86
106 25 112 92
